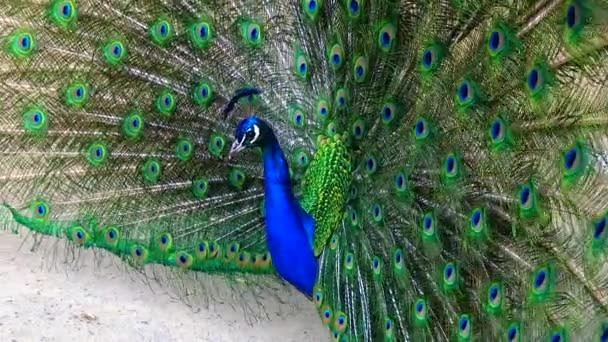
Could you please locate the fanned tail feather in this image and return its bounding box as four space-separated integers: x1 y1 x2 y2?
1 0 608 340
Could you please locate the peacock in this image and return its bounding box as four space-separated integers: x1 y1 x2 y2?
1 0 608 340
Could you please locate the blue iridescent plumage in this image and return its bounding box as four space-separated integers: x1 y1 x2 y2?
232 117 317 296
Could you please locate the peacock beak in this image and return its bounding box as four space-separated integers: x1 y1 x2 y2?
228 140 245 159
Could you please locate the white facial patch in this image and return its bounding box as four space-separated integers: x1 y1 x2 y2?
250 124 260 144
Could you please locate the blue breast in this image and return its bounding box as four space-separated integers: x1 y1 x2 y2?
262 142 317 296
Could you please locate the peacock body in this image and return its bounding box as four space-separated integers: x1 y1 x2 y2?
1 0 608 340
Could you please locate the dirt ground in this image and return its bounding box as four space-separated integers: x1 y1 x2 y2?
0 229 327 341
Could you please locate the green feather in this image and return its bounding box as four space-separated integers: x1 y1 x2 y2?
301 135 351 256
0 0 608 340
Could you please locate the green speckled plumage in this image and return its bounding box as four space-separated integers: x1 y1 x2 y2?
1 0 608 341
300 135 352 256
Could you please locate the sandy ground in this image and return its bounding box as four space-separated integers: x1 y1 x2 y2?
0 229 327 341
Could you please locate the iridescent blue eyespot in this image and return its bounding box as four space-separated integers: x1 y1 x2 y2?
50 0 78 27
22 36 30 49
188 20 214 49
149 18 175 46
458 81 471 103
414 298 427 323
420 45 444 72
381 32 390 45
599 323 608 342
335 88 347 108
394 250 402 264
520 185 531 207
377 23 396 52
487 282 503 310
550 332 563 342
564 146 578 171
309 0 317 10
414 118 430 140
383 106 391 119
371 203 383 223
489 31 501 51
348 207 358 226
416 121 424 134
446 156 455 173
566 4 580 29
445 265 454 279
421 213 436 238
507 323 520 342
365 155 377 174
491 118 503 141
240 21 263 47
193 82 213 107
487 29 507 55
353 55 368 83
381 102 397 124
294 50 309 79
490 286 498 300
102 39 127 66
594 217 606 240
344 253 354 270
328 43 344 70
103 226 119 246
422 49 433 68
458 314 471 338
472 210 481 227
460 317 468 331
372 257 381 275
527 68 540 91
86 142 109 166
348 0 360 16
395 173 405 189
534 270 546 289
352 120 365 140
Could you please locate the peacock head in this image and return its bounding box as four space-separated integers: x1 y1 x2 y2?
229 116 273 159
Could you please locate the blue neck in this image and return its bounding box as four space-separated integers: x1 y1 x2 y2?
260 136 317 296
262 137 291 186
